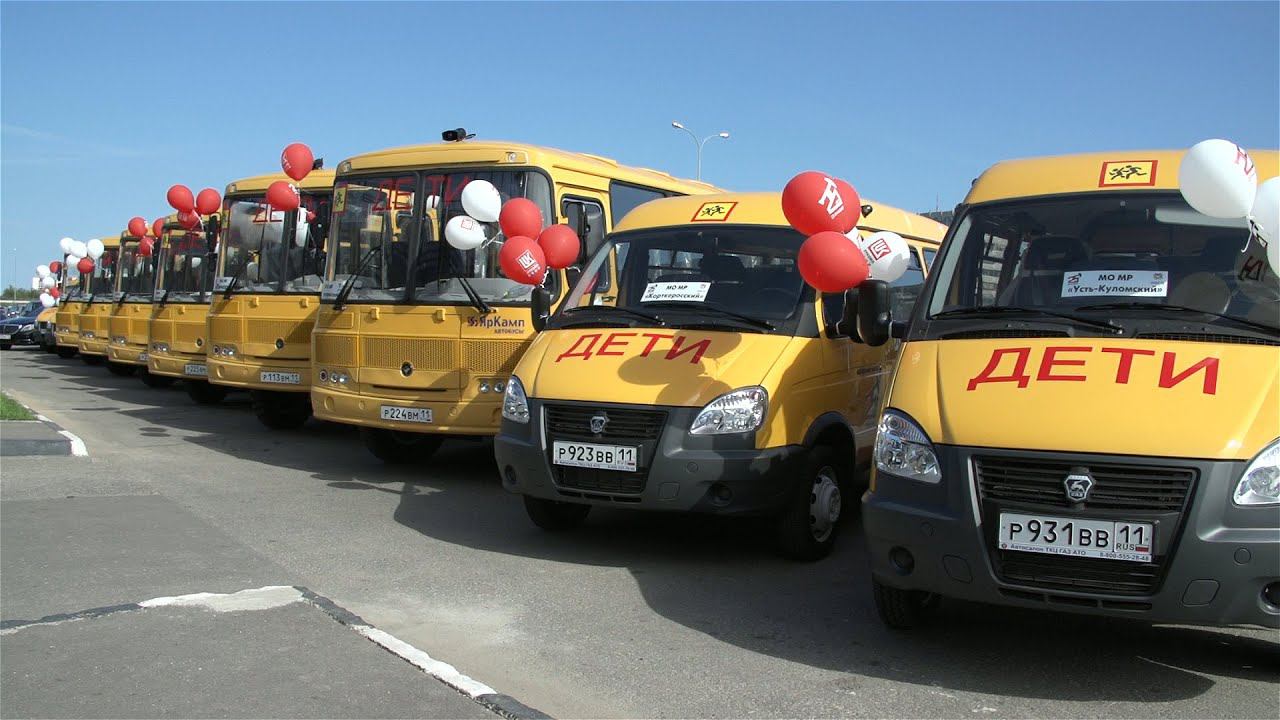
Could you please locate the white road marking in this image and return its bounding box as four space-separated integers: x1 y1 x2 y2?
57 429 88 456
351 624 497 699
139 585 302 611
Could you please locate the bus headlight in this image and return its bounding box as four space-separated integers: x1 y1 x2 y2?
690 386 767 435
502 376 530 424
1234 438 1280 506
874 409 941 484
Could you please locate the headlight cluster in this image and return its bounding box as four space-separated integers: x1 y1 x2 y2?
111 336 127 345
317 368 351 385
211 344 238 357
502 376 530 424
151 342 170 353
874 409 941 484
82 331 95 339
1234 438 1280 506
20 323 35 332
690 386 768 435
477 378 508 394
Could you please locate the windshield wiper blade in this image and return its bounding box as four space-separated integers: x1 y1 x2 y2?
333 247 381 311
157 288 170 307
561 304 665 325
932 306 1124 334
222 261 250 299
1076 302 1279 335
641 301 775 331
456 276 492 315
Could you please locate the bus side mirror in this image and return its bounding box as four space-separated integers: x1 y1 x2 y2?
565 266 582 288
856 279 892 347
531 286 551 332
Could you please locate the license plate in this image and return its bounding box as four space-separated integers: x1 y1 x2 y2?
999 512 1153 563
0 334 9 340
552 441 638 472
260 371 301 385
138 353 149 363
380 405 433 423
184 363 208 377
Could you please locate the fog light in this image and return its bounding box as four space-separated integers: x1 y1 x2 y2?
890 546 915 575
493 381 506 393
318 369 329 382
1264 582 1280 609
479 381 490 393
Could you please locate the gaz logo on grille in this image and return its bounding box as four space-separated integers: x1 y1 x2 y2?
1064 469 1095 503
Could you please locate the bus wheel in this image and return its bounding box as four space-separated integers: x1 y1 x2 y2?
41 340 57 354
872 577 940 630
106 362 137 376
186 380 228 405
775 445 843 561
251 390 311 430
139 369 175 388
360 428 442 464
56 346 78 359
82 354 105 366
523 496 590 531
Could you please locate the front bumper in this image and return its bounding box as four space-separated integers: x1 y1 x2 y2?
107 342 148 366
207 356 309 392
79 334 109 357
148 349 209 379
862 445 1279 628
495 398 804 516
0 328 36 345
55 329 79 348
312 383 503 435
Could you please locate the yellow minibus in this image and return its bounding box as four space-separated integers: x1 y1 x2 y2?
148 215 224 402
78 233 123 366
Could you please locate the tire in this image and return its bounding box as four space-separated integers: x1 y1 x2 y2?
0 343 11 351
82 354 105 366
106 362 137 376
185 380 228 405
250 390 311 430
56 346 78 359
774 445 845 561
41 340 57 354
872 577 940 630
139 369 176 388
360 427 443 464
523 496 591 531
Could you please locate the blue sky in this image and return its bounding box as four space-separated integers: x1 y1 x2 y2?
2 1 1277 290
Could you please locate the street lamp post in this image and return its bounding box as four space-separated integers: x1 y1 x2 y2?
671 121 729 181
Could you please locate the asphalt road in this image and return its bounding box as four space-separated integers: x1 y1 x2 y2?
2 346 1277 719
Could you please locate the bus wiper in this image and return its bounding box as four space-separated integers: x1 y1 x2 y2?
222 261 250 299
642 301 775 331
1076 302 1279 335
932 306 1125 334
561 304 665 325
333 246 382 311
456 276 492 315
157 288 170 307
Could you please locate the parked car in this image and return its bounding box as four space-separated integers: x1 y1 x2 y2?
0 302 44 350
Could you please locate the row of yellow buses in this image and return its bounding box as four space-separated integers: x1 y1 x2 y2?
44 141 1278 631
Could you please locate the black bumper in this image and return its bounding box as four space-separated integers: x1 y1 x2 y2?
862 445 1279 628
494 398 805 515
0 328 36 345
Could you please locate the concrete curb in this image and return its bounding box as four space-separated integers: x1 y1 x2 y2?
0 404 87 457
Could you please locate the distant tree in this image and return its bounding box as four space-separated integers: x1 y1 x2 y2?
2 286 40 301
922 210 954 226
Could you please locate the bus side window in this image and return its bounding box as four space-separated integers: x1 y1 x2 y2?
563 197 607 286
889 250 927 319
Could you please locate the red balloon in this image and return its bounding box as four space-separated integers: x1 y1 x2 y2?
139 237 155 257
797 231 870 293
50 287 61 299
77 257 95 274
152 218 166 238
49 261 63 274
498 236 547 285
281 143 314 182
306 210 317 222
781 172 861 236
537 225 580 269
195 188 221 215
128 216 148 238
178 211 201 230
266 181 300 211
499 198 543 240
167 184 195 213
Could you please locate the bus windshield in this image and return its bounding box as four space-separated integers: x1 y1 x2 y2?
117 242 155 298
922 193 1279 339
553 226 811 335
159 231 213 302
220 192 331 294
328 170 554 305
88 248 118 302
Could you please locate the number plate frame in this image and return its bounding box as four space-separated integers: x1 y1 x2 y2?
260 371 301 385
0 334 10 340
184 363 208 377
998 512 1154 563
552 441 639 472
380 405 433 423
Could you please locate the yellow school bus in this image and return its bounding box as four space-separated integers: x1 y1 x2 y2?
311 139 719 463
861 149 1280 628
492 192 944 559
77 233 123 366
54 247 99 358
206 170 336 426
106 229 160 378
147 215 224 401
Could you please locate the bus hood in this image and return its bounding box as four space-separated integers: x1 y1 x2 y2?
518 328 793 407
890 338 1279 460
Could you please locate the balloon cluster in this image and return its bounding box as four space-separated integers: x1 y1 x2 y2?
1179 139 1280 272
442 179 580 285
37 235 110 306
260 142 317 213
782 171 912 293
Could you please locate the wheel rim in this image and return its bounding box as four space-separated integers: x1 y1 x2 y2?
809 466 841 542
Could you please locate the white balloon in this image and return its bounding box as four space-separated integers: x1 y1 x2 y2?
59 237 74 254
445 215 488 250
40 275 56 289
460 180 501 223
36 264 51 278
425 194 441 210
190 256 203 269
87 238 105 259
40 292 55 308
1249 176 1280 244
852 230 912 282
65 254 77 270
246 261 258 279
1179 139 1259 219
70 240 88 258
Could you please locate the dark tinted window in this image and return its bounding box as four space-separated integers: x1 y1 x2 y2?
609 182 666 225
